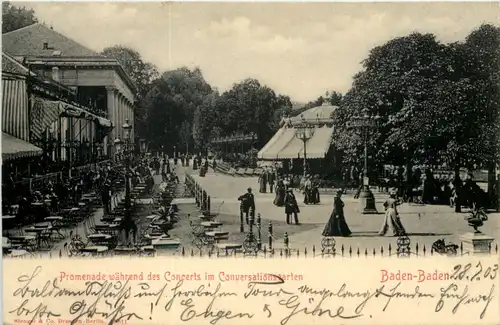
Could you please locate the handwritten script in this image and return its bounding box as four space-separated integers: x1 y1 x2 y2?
5 265 498 325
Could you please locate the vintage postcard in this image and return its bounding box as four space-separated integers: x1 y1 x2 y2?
1 1 499 324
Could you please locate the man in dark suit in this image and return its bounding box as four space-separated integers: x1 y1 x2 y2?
238 187 255 224
284 188 300 225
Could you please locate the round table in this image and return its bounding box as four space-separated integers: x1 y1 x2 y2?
45 216 63 221
6 249 29 258
25 226 52 248
2 215 17 234
2 237 11 249
201 221 223 228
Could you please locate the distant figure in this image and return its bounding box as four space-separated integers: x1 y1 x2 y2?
267 168 275 194
238 187 255 224
284 188 300 225
274 179 286 207
303 175 312 204
258 172 268 193
322 190 351 237
309 176 320 204
102 181 111 216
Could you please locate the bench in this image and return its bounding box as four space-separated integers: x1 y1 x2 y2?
244 168 255 176
152 238 181 249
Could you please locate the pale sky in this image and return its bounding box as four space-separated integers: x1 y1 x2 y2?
18 2 500 102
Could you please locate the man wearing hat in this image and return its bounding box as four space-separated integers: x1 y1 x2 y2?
238 187 255 224
284 188 300 225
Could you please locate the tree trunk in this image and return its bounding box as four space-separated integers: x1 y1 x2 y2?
405 160 413 200
487 163 495 207
454 164 461 213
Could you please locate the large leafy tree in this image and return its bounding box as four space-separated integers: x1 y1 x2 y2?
214 79 292 147
335 33 455 176
335 24 500 193
192 91 220 151
2 2 38 33
143 67 212 153
454 24 500 193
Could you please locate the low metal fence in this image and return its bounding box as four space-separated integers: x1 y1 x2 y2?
10 233 499 259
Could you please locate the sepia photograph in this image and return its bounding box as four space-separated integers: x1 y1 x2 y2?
1 1 499 261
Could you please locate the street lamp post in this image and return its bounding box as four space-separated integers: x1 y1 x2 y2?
347 108 380 215
294 117 315 178
114 119 137 246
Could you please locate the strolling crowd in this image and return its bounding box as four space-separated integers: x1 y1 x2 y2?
242 167 411 238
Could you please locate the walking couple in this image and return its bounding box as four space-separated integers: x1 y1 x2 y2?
322 190 407 237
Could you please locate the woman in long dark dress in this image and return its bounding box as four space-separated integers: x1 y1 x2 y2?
310 176 320 204
322 191 351 237
273 179 286 207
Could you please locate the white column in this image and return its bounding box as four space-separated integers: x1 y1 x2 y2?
106 86 117 156
122 97 126 126
120 95 125 139
115 93 120 139
131 101 134 140
117 94 122 140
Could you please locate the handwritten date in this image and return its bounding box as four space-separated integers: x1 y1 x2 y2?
450 262 498 281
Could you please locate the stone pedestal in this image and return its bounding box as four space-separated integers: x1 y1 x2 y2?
359 187 378 214
460 232 494 254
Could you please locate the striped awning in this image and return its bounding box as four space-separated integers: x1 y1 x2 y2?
257 128 296 160
30 98 66 141
258 125 333 160
2 78 29 141
30 98 112 140
2 132 42 161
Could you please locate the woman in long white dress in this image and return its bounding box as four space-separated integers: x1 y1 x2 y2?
378 192 407 236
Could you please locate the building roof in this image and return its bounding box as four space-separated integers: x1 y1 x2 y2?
2 23 100 57
2 51 77 99
2 52 31 75
2 23 137 93
280 102 337 127
290 102 337 122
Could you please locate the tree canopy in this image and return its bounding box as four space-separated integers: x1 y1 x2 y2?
2 2 38 33
332 25 500 175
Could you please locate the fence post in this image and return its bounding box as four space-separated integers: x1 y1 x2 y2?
197 184 201 206
239 204 244 233
284 232 289 250
207 195 211 215
268 221 273 251
194 183 199 206
256 213 262 250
